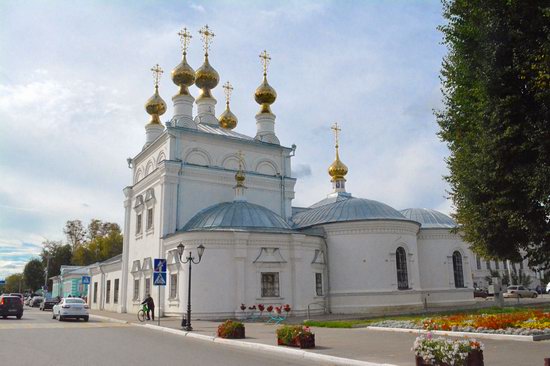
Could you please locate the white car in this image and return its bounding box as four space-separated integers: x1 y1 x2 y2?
503 285 538 298
52 298 89 321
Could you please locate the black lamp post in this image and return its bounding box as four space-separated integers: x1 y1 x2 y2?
176 243 205 331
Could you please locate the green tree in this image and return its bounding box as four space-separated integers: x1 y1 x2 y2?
437 0 550 268
23 259 44 292
41 240 73 291
71 219 123 265
63 219 87 248
4 273 25 293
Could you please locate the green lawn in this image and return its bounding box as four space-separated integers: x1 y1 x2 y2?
303 305 550 329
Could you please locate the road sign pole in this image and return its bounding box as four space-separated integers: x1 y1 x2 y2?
158 287 161 326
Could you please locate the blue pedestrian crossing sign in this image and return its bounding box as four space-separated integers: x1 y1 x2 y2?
82 276 91 285
154 258 167 273
153 272 166 286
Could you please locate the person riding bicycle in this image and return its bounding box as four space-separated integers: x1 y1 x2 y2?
141 294 155 321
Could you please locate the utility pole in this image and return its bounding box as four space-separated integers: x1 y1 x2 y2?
44 255 51 295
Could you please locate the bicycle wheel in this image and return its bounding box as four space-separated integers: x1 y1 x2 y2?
137 310 146 322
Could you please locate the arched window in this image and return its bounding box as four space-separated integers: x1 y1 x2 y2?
396 247 408 290
453 251 464 288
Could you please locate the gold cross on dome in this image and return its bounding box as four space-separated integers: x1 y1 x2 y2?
259 50 271 76
151 64 163 88
331 122 341 148
199 24 215 55
177 27 192 55
236 150 244 170
223 81 234 104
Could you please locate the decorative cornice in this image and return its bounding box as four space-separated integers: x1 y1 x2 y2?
323 221 419 236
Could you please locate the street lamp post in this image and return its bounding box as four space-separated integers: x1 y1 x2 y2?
176 243 205 331
44 255 51 295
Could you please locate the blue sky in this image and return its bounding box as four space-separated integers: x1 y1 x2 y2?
0 0 450 278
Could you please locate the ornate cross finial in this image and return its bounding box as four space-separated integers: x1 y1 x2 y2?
331 122 341 148
236 150 244 170
223 81 234 105
151 64 163 88
259 49 271 76
199 24 215 55
177 27 192 55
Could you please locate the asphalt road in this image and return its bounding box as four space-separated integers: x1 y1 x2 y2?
0 307 319 366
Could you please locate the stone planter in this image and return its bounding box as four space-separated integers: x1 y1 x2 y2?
217 326 245 339
415 350 484 366
277 334 315 349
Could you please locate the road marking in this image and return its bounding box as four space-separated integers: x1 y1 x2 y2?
0 322 129 330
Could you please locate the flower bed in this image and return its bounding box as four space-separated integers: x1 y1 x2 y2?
412 333 484 366
217 320 245 339
276 325 315 348
371 309 550 336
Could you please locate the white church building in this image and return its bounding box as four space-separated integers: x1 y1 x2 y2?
87 25 521 318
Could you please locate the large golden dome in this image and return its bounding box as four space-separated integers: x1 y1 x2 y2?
172 55 195 96
145 87 167 124
195 55 219 99
255 76 277 114
219 105 238 129
328 150 348 181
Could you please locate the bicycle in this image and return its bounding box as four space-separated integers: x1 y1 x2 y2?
137 304 148 322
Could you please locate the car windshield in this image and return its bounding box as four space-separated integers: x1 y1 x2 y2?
65 299 85 304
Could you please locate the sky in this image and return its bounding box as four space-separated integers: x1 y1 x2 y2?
0 0 452 278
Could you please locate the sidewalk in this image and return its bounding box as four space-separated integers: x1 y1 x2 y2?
90 309 550 366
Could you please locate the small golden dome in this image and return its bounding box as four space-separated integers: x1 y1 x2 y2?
172 54 195 96
255 75 277 114
235 169 246 186
328 150 348 181
195 55 219 99
219 104 238 129
145 86 167 124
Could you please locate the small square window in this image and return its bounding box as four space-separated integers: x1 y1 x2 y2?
261 272 279 298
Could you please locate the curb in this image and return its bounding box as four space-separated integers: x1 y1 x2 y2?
365 326 548 342
142 323 397 366
89 314 130 325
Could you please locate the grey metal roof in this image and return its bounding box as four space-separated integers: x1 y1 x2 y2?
400 208 456 229
309 192 353 208
197 124 256 141
292 194 409 228
181 201 293 232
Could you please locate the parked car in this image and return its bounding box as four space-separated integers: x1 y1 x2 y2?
473 287 488 298
40 297 60 311
9 293 24 300
30 296 44 307
503 285 538 298
0 295 23 319
52 298 89 321
546 282 550 294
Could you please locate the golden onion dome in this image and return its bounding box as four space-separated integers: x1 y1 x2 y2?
254 75 277 114
328 150 348 181
219 104 238 129
145 87 167 124
195 55 219 99
171 54 195 96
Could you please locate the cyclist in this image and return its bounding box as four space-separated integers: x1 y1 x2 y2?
141 294 155 321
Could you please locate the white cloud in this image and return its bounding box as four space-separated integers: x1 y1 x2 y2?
190 3 206 13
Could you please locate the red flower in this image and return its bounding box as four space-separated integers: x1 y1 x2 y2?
266 305 273 313
275 306 282 314
248 305 256 310
283 304 291 313
240 304 246 311
258 304 265 312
